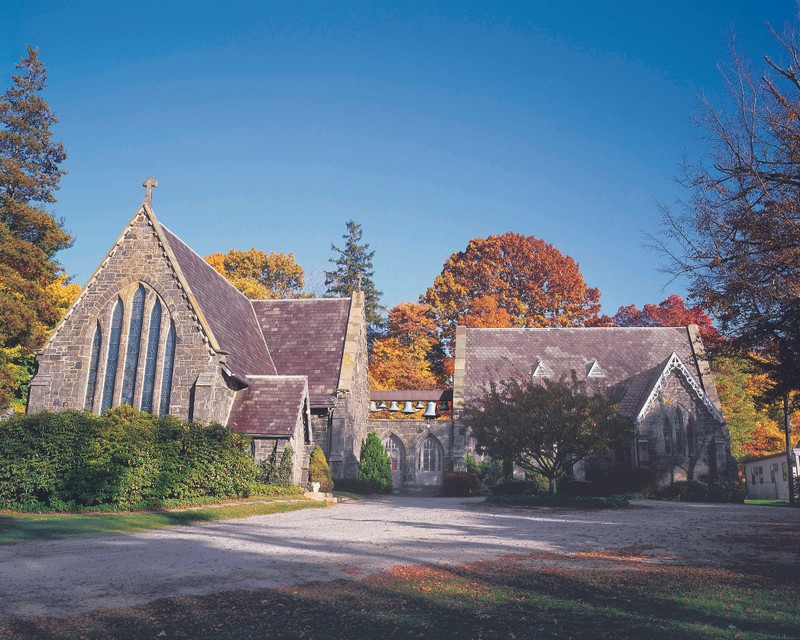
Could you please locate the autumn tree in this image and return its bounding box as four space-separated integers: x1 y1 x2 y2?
325 220 384 337
0 47 72 411
205 248 307 299
369 302 441 389
613 294 723 347
423 233 601 353
659 24 800 501
462 373 633 494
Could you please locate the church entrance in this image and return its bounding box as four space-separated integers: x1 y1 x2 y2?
382 434 405 490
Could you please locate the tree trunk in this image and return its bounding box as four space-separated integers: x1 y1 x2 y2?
549 474 557 495
503 457 514 481
784 393 795 507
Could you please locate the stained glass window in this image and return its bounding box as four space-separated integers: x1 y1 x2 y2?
120 286 146 405
101 298 124 410
84 322 102 410
159 321 176 416
140 299 162 413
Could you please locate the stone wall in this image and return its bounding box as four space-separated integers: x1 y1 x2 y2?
29 209 231 423
637 371 731 486
367 419 455 494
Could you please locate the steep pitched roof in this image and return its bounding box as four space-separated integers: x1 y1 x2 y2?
462 327 707 418
158 223 277 379
252 299 351 407
227 376 308 436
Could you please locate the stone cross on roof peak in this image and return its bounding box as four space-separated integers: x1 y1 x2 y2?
142 176 158 205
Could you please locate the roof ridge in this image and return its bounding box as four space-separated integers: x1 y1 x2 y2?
252 297 349 303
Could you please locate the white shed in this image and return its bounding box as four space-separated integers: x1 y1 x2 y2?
744 448 800 501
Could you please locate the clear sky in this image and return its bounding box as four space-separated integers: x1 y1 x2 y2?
1 1 796 314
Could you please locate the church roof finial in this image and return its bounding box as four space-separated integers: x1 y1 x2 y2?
142 176 158 205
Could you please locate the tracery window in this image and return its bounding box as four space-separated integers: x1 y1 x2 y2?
662 418 672 455
84 322 102 410
120 285 145 405
101 298 124 410
418 437 442 472
674 410 684 456
159 321 176 416
686 416 696 456
140 299 162 413
383 436 401 471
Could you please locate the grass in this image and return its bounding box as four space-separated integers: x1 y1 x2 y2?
2 549 798 639
332 490 365 500
0 499 327 544
486 494 630 509
745 499 792 507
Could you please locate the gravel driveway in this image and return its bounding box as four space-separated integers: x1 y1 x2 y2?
1 497 798 619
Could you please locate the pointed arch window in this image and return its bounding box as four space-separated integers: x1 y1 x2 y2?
418 437 442 472
662 418 672 455
84 321 102 410
383 436 401 471
159 321 176 416
140 299 162 413
687 415 696 456
101 298 124 410
675 409 685 456
121 285 146 405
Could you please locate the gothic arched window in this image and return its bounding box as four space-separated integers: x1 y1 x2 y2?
418 437 442 472
662 418 672 455
140 299 162 413
383 435 401 471
84 321 102 410
159 321 176 416
674 409 685 456
120 285 146 405
101 298 124 410
687 415 696 456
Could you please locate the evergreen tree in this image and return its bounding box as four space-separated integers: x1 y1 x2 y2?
0 47 71 411
324 220 385 337
357 432 393 493
307 445 333 492
275 444 294 487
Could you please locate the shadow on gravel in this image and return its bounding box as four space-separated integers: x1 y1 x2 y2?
2 551 798 640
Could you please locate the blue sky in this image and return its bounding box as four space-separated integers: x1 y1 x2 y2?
1 1 796 314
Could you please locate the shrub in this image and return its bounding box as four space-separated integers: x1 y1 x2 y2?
463 453 504 487
308 445 334 492
333 479 380 495
561 468 658 498
490 479 543 496
442 471 481 496
258 442 295 487
486 494 629 509
257 441 280 484
656 477 746 504
0 408 260 511
357 432 393 494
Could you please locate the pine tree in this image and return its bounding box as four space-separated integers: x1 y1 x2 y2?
275 444 294 487
357 432 393 493
307 445 333 492
324 220 384 337
0 47 71 411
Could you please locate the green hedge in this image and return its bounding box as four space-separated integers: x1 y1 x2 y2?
0 406 270 511
486 494 630 509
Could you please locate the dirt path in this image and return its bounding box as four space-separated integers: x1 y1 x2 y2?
1 497 798 619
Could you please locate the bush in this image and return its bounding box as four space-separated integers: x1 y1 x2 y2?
308 445 333 492
259 442 295 487
463 453 503 487
0 407 261 511
490 480 543 496
486 494 629 509
333 479 380 495
357 432 393 494
442 471 481 496
560 468 658 498
655 479 745 503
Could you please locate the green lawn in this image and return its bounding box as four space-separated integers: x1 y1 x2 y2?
2 550 797 639
0 499 328 544
745 499 791 507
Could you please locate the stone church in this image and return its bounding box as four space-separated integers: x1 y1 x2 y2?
28 185 370 484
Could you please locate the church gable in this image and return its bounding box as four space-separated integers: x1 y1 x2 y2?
29 206 222 419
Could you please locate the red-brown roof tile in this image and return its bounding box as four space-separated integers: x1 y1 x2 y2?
252 299 350 407
227 376 308 436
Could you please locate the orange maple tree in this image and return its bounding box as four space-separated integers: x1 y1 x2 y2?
369 302 441 390
613 294 723 347
422 233 602 351
205 248 307 299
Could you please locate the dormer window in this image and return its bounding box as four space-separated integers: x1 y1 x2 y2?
586 360 605 378
531 359 552 377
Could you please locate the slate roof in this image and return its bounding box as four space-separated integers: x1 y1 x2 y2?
160 224 277 379
227 376 308 436
462 327 704 418
252 299 351 407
